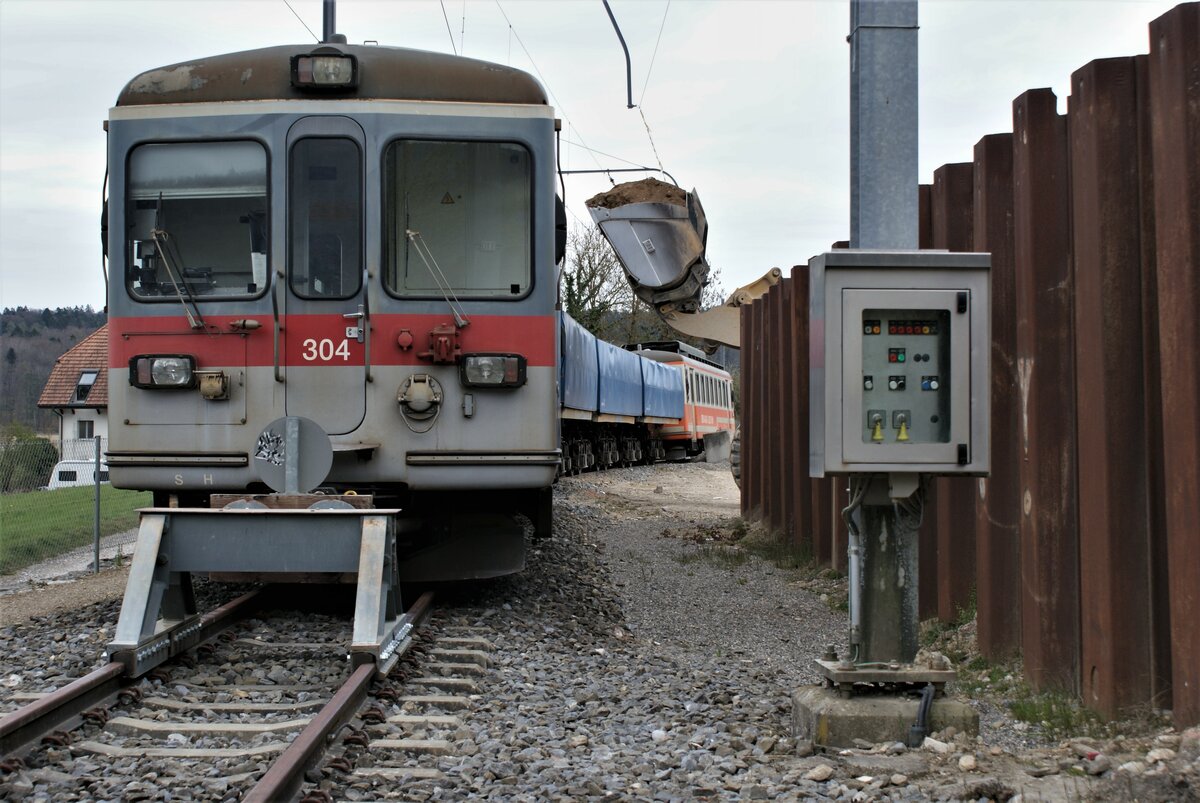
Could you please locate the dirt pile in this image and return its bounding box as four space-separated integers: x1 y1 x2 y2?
585 177 685 209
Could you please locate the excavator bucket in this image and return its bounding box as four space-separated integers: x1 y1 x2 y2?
586 177 782 351
586 178 710 313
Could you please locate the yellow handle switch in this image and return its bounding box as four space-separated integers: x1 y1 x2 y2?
897 417 910 442
870 414 884 442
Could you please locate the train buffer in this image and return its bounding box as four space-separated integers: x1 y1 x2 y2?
107 417 412 678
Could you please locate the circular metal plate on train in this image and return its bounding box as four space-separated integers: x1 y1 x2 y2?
253 416 333 494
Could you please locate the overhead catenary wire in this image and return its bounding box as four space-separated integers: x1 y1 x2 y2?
639 107 665 173
460 0 467 54
493 0 605 171
634 1 672 172
560 138 658 170
439 0 458 55
638 0 671 106
281 0 320 43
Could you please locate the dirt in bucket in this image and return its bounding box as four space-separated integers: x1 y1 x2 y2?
585 177 686 209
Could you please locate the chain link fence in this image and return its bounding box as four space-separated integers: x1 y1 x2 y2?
0 435 150 577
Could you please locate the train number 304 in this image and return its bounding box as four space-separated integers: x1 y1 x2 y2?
301 338 352 362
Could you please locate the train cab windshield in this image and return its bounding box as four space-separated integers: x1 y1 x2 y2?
126 140 268 299
383 140 531 298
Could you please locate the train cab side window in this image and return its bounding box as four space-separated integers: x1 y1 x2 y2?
289 138 362 299
126 141 268 299
384 140 531 298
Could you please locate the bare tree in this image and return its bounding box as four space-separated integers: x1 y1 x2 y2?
562 223 729 350
561 225 634 341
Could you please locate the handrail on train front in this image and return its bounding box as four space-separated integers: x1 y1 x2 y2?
272 269 284 383
363 271 372 382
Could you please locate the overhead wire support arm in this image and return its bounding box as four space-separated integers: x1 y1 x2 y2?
601 0 634 109
560 167 680 186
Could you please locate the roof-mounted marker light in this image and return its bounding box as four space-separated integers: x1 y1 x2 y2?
291 52 358 90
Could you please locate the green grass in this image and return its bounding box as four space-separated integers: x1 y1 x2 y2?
674 543 751 569
1009 689 1108 740
0 485 151 574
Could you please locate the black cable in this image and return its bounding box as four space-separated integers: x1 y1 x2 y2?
556 129 566 204
100 165 109 311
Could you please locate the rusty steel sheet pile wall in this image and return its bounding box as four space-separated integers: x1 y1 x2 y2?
1069 55 1162 719
1149 2 1200 727
930 162 979 625
737 2 1198 725
972 133 1021 661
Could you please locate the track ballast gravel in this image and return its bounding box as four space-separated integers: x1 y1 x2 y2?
3 461 1198 802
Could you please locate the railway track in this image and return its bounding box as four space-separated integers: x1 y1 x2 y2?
0 589 475 801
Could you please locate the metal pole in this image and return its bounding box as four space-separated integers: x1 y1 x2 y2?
848 0 921 665
323 0 336 43
858 484 921 662
93 435 102 574
601 0 635 109
849 0 919 249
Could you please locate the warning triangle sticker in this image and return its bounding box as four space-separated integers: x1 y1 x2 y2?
440 192 456 204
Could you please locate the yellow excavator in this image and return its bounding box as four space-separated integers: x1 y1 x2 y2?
587 177 782 486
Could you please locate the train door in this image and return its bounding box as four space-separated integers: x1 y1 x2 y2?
283 117 368 435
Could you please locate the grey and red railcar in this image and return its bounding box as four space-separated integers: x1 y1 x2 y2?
103 41 731 582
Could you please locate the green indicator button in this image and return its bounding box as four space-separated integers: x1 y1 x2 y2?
898 353 906 362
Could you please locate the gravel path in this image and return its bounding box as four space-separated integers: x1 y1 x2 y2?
561 463 844 688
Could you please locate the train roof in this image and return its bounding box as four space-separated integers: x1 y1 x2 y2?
116 44 548 107
627 342 727 371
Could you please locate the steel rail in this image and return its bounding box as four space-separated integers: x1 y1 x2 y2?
0 588 262 758
244 590 434 803
0 662 124 758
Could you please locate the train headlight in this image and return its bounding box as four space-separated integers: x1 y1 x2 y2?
291 52 358 89
460 354 525 387
129 355 196 389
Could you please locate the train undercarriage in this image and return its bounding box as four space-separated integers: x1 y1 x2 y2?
559 419 693 475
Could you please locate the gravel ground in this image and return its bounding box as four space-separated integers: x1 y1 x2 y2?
3 461 1198 802
561 463 843 689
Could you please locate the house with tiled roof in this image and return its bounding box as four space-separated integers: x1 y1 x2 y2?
37 325 109 460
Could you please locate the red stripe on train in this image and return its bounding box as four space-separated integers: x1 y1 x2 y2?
108 314 557 369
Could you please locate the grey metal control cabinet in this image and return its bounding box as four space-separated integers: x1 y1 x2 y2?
809 250 990 477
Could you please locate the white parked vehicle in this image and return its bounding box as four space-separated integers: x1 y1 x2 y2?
44 460 110 490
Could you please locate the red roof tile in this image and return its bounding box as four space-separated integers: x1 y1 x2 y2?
37 325 109 409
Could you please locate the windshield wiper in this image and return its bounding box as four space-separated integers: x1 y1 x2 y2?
405 228 470 329
152 194 207 330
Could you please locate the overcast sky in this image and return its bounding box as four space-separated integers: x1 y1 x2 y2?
0 0 1179 310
